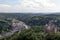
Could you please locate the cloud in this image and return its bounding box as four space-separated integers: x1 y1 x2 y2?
0 4 20 12
19 0 58 12
0 0 60 13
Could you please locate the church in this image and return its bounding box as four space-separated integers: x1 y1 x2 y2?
45 21 58 33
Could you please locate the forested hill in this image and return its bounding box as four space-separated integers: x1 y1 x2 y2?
0 13 60 40
0 13 60 26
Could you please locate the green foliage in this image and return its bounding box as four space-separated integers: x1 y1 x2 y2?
45 33 60 40
19 29 35 40
2 28 60 40
0 20 12 34
3 28 35 40
32 26 44 33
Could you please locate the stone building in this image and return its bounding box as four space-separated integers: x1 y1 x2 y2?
12 19 29 31
45 21 57 33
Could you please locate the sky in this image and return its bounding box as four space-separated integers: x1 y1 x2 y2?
0 0 60 13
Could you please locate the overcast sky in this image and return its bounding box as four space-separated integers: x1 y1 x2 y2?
0 0 60 13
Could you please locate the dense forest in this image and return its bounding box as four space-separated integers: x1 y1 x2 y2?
0 13 60 40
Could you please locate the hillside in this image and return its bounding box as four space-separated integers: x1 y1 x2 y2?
0 13 60 40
